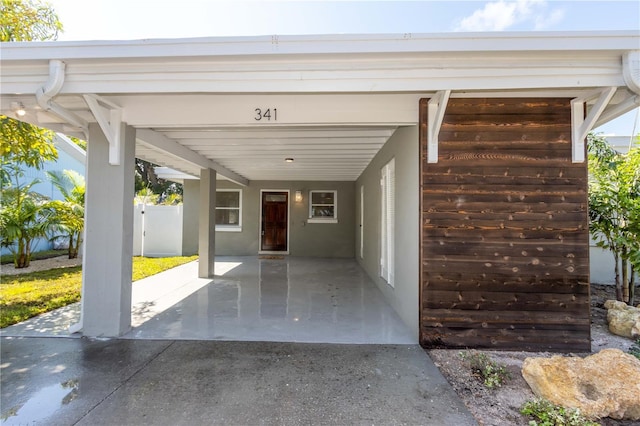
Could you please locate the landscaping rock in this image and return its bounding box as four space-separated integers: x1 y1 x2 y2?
521 349 640 420
605 299 640 338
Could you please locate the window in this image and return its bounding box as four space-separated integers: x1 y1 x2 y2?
216 189 242 231
308 190 337 223
381 159 395 286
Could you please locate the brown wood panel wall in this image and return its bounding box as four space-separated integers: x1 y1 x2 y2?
419 98 590 352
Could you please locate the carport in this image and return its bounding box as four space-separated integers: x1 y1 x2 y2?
1 31 638 350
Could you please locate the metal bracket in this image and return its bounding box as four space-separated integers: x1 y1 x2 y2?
83 94 123 165
427 90 451 163
570 87 616 163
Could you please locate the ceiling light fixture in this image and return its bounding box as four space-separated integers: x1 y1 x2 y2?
285 158 294 163
11 101 26 117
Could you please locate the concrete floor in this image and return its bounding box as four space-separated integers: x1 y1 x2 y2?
2 257 415 345
1 258 476 425
0 337 477 425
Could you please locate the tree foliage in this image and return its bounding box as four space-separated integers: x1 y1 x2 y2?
135 158 183 202
0 115 59 267
46 170 85 259
0 0 62 42
0 115 57 184
588 133 640 305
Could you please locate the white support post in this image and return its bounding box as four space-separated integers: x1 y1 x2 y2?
83 94 123 165
198 169 216 278
427 90 451 163
571 87 616 163
82 123 136 337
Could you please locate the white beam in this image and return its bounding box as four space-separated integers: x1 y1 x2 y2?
594 92 640 128
571 87 616 163
119 94 420 127
136 128 249 186
83 94 122 165
427 90 451 164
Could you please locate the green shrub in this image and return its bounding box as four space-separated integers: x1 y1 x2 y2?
459 351 511 389
521 398 599 426
630 339 640 360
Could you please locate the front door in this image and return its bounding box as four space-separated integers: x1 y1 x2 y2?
261 191 288 251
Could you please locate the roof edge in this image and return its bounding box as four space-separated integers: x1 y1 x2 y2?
2 31 638 61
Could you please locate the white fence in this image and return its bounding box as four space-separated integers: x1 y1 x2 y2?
133 204 183 257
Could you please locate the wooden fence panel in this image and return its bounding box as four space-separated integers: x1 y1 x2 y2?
419 97 590 352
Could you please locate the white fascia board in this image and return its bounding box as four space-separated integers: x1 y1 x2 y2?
136 128 249 186
1 55 628 95
1 31 638 61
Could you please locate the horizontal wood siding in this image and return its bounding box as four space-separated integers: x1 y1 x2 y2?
419 98 590 352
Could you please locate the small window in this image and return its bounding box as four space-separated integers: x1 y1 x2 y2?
216 189 242 232
308 190 337 223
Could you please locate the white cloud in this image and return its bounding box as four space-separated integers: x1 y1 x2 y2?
454 0 564 32
534 8 565 30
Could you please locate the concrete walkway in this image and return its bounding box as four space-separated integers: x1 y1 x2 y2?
1 257 415 344
1 337 477 425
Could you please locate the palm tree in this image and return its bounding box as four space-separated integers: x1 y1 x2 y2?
0 177 54 267
46 170 85 259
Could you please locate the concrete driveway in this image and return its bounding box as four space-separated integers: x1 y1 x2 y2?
1 337 477 425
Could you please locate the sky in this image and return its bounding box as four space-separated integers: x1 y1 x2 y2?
46 0 640 136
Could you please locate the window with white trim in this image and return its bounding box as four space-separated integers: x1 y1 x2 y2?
381 159 395 286
308 190 337 223
216 189 242 232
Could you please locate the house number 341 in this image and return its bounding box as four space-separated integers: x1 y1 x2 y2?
254 108 277 121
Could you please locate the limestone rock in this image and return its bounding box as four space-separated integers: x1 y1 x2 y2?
522 349 640 420
605 299 640 338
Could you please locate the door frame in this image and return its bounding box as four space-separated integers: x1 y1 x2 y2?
258 189 290 255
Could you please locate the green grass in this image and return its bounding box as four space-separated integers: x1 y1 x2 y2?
1 249 67 265
0 255 198 328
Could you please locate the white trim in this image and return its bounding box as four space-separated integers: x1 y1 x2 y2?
307 218 338 224
571 87 617 163
427 90 451 164
380 158 395 287
83 94 122 165
258 189 290 253
215 188 242 232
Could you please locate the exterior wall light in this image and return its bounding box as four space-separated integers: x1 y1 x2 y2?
295 190 303 202
285 158 294 163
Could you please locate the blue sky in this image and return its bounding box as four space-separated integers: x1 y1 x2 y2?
47 0 640 135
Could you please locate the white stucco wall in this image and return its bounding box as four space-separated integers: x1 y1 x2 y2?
355 125 419 341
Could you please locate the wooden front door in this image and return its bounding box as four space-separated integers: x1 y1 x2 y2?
261 192 288 251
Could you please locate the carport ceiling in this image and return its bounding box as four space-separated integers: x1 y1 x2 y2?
135 125 398 182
